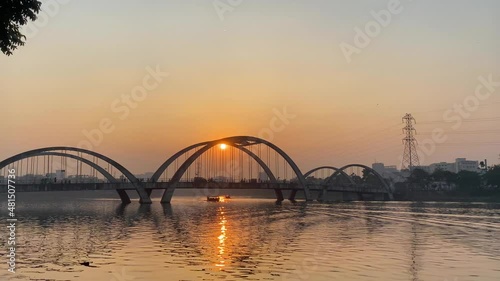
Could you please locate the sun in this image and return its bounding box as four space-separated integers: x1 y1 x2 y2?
220 143 227 150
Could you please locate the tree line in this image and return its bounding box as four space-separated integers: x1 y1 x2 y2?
405 165 500 194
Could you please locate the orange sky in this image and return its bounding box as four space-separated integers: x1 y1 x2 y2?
1 0 499 173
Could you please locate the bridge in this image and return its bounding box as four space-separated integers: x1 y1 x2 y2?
0 136 393 204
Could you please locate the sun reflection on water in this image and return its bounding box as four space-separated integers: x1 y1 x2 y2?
216 207 227 268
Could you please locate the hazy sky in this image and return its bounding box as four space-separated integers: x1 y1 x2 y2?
1 0 499 173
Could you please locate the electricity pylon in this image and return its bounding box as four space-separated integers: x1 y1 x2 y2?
401 113 420 170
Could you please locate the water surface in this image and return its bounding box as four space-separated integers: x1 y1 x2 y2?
1 192 499 281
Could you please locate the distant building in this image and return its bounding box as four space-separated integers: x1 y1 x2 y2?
135 172 154 181
454 158 479 173
15 174 43 183
415 165 432 173
213 176 229 182
424 158 479 173
429 162 454 173
258 171 269 182
56 169 66 181
372 163 404 182
372 163 385 174
384 165 399 173
67 175 99 183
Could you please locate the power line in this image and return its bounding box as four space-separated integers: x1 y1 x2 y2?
418 116 500 125
419 128 500 133
412 101 500 115
414 128 500 135
435 142 500 146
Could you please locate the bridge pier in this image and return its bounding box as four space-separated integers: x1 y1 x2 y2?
136 186 152 204
317 188 328 202
303 187 313 202
288 190 298 202
274 189 284 203
116 190 131 204
385 193 394 200
356 192 363 201
160 187 175 204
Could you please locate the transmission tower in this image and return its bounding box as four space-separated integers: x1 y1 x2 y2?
401 113 420 170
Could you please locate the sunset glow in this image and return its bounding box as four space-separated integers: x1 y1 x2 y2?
1 1 499 280
1 1 498 174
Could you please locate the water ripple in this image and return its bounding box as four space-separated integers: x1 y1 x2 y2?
0 197 499 280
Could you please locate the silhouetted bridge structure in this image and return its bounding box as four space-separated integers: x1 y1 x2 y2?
0 136 393 204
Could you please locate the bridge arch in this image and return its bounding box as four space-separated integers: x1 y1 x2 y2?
159 136 309 202
229 136 310 200
325 164 391 194
40 152 132 203
0 147 151 203
35 152 118 183
151 141 210 182
303 166 355 185
152 140 279 184
160 139 284 203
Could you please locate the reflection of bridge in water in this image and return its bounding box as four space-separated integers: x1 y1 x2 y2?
0 136 393 204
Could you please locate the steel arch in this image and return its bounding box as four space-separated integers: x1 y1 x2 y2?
38 152 118 182
303 166 355 185
39 152 131 203
151 141 210 182
152 135 308 192
0 147 150 203
160 139 282 203
228 136 310 200
325 164 391 194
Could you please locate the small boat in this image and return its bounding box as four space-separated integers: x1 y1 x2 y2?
224 195 231 199
206 196 220 202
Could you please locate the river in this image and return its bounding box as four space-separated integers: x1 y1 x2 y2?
0 192 499 281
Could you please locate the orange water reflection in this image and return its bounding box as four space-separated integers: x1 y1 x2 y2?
7 199 500 281
215 206 227 268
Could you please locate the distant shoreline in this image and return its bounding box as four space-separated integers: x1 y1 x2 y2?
394 190 500 203
3 189 500 204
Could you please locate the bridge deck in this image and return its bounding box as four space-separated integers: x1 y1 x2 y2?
0 182 389 194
